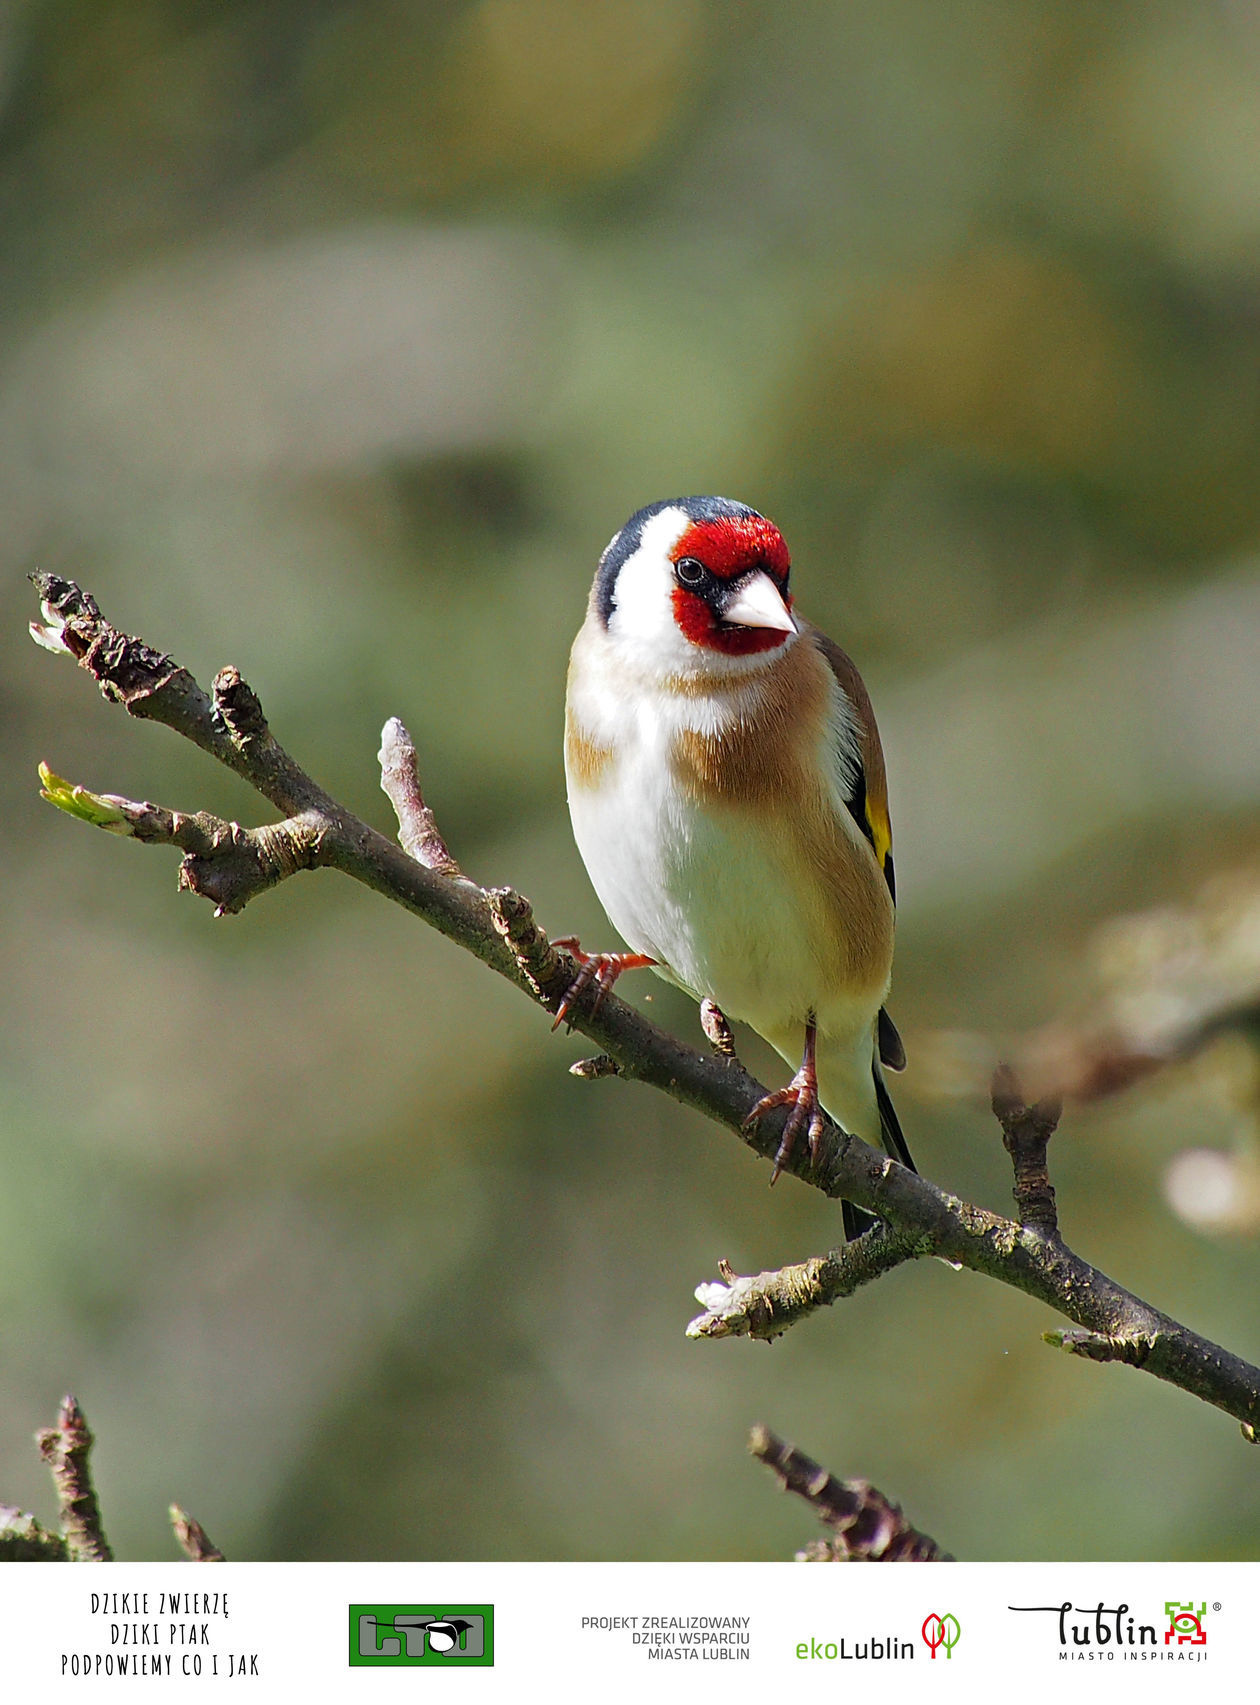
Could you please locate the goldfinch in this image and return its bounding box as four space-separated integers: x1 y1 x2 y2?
561 496 913 1228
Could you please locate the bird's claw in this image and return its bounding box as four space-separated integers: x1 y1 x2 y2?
743 1068 827 1184
550 938 655 1031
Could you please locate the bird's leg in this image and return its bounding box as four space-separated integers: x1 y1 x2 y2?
549 937 656 1031
742 1014 826 1184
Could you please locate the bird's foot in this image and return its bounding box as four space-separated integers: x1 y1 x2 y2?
550 938 656 1031
743 1059 826 1184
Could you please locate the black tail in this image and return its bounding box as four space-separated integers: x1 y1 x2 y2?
841 1067 915 1242
875 1068 914 1171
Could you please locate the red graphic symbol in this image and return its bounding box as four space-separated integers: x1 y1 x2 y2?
921 1613 961 1658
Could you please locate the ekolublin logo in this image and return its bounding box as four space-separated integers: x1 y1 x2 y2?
795 1613 958 1663
349 1605 494 1667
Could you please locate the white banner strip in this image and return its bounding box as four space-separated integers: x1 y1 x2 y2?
0 1559 1246 1700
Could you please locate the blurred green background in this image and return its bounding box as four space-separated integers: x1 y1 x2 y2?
3 0 1260 1562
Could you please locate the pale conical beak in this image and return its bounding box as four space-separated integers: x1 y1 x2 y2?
721 570 796 634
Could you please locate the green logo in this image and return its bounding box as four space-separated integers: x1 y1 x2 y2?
349 1605 494 1666
921 1613 961 1658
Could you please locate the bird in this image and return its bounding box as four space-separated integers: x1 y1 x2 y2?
559 495 913 1233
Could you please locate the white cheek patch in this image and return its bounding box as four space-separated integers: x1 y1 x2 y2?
605 507 694 673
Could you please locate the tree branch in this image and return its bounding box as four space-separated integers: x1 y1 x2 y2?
0 1398 226 1562
378 716 465 877
688 1228 928 1342
170 1506 226 1562
0 1506 69 1562
29 575 1260 1440
749 1425 951 1561
35 1396 113 1562
990 1063 1061 1238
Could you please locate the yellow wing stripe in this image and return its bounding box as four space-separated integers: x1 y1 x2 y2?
866 798 892 873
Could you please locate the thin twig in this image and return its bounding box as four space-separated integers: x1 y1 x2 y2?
35 1395 113 1562
688 1226 928 1341
378 717 465 877
170 1506 226 1561
38 766 325 916
2 1399 223 1561
749 1425 951 1561
991 1063 1061 1238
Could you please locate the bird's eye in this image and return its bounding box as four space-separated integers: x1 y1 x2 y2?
675 557 707 588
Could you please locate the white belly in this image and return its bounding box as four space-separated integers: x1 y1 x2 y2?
567 742 884 1142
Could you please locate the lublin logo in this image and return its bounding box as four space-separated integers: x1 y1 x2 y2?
1164 1602 1207 1647
921 1613 961 1659
1007 1598 1216 1662
349 1605 493 1667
